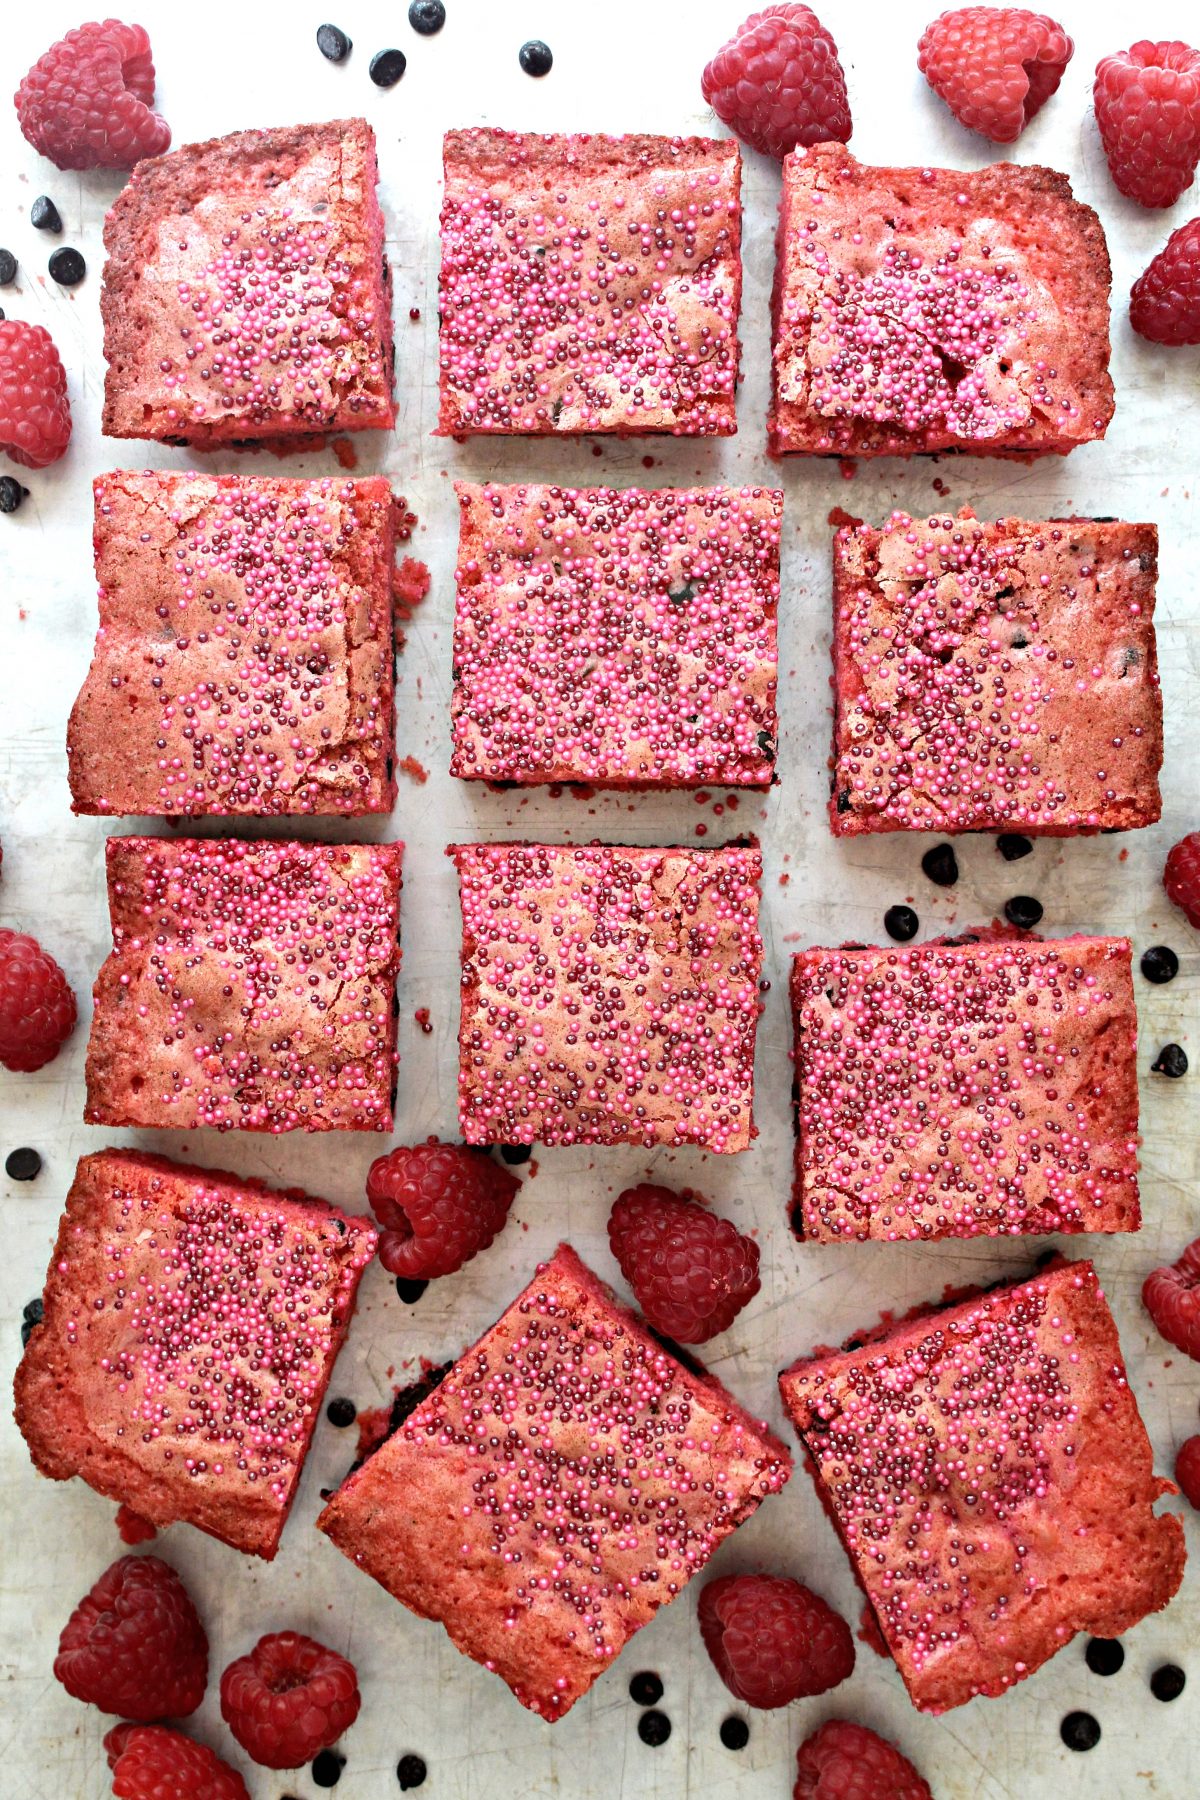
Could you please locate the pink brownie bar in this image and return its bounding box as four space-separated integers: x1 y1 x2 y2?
831 511 1162 835
769 145 1114 458
450 841 763 1151
68 470 397 817
318 1243 791 1718
779 1260 1185 1712
85 837 402 1133
439 131 741 435
451 482 780 786
790 933 1140 1242
15 1149 376 1559
101 120 395 447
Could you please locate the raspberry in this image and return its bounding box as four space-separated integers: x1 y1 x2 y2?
0 321 71 470
607 1183 760 1343
1131 221 1200 345
366 1141 520 1279
1164 830 1200 921
1094 41 1200 208
700 5 851 162
1175 1436 1200 1510
794 1719 933 1800
699 1573 854 1707
917 8 1073 143
105 1724 249 1800
219 1630 361 1769
15 20 170 172
0 925 77 1071
1144 1237 1200 1361
54 1555 208 1720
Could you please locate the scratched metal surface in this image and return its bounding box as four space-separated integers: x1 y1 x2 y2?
1 1 1198 1794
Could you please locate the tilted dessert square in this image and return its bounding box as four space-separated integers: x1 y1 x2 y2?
15 1149 376 1559
101 119 395 446
450 840 763 1151
779 1260 1185 1712
85 836 402 1132
69 469 397 817
451 482 780 786
318 1243 791 1718
830 511 1162 835
438 130 741 435
790 933 1140 1242
769 144 1114 458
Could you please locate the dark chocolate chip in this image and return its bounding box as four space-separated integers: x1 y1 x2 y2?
921 843 959 887
395 1277 429 1305
720 1717 750 1750
519 38 553 74
997 833 1033 861
1152 1044 1188 1078
1060 1712 1100 1751
499 1143 532 1164
6 1147 41 1180
1085 1637 1124 1677
312 1749 346 1787
1151 1664 1186 1702
0 249 17 285
369 47 407 85
1141 946 1179 985
884 904 919 942
20 1296 43 1347
396 1753 427 1788
1004 894 1043 930
409 0 446 31
326 1397 357 1428
317 22 352 59
629 1671 663 1707
0 476 27 513
637 1710 671 1747
835 787 852 814
48 247 86 286
30 195 62 232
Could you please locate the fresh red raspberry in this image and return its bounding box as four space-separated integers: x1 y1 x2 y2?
1144 1237 1200 1361
699 1573 855 1707
701 6 851 162
0 321 72 470
366 1140 520 1279
1131 221 1200 345
0 925 77 1071
54 1555 208 1720
1163 830 1200 922
105 1724 249 1800
917 7 1073 142
794 1719 933 1800
1094 41 1200 209
607 1183 760 1343
15 20 170 172
219 1630 360 1769
1175 1435 1200 1509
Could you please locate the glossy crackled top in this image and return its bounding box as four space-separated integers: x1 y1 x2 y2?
791 935 1139 1241
69 470 395 817
451 841 763 1150
319 1245 790 1718
451 482 780 786
831 511 1162 835
85 837 402 1133
439 130 741 435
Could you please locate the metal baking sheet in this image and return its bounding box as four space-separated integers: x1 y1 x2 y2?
2 1 1197 1794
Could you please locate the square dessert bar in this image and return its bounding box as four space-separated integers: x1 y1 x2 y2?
439 130 741 435
450 841 763 1151
830 511 1162 835
15 1149 376 1559
451 482 781 786
318 1243 791 1718
769 145 1114 458
68 469 397 818
101 119 395 447
779 1260 1185 1712
85 836 402 1133
790 933 1140 1242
